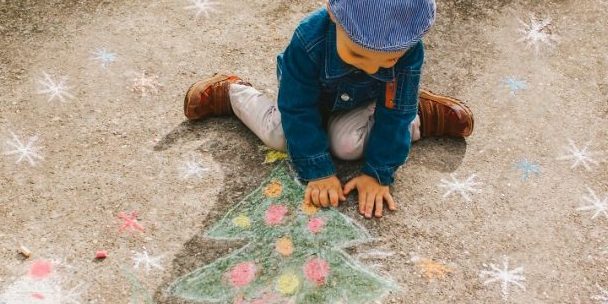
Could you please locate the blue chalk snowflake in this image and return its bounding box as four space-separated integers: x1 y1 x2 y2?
503 77 528 95
91 48 117 68
514 159 541 180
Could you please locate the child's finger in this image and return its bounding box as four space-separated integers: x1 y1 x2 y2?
311 188 320 206
339 189 346 201
319 189 329 207
385 193 397 211
358 192 365 215
329 189 339 207
304 187 312 206
374 194 384 218
343 179 356 195
365 192 374 218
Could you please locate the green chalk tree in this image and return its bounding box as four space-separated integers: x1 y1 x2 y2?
170 162 395 303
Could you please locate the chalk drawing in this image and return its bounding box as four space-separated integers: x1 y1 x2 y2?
130 71 161 97
37 72 74 103
123 268 154 304
169 161 395 303
410 256 453 281
264 150 288 164
132 251 164 273
593 284 608 303
576 186 608 220
118 211 145 233
438 173 481 201
184 0 220 18
502 77 528 96
0 259 86 304
514 159 541 180
479 256 525 300
3 131 43 166
557 139 603 171
180 154 210 179
517 15 558 54
91 48 117 68
355 249 395 260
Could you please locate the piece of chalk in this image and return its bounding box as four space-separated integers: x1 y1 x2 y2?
95 250 108 259
18 245 32 258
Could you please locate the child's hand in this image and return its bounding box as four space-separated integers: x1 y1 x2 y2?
305 175 346 208
344 174 397 218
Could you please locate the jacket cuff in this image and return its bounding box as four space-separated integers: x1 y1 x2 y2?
291 153 336 181
361 163 396 186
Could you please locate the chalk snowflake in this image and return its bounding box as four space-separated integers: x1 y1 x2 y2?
37 72 74 103
480 256 526 300
593 284 608 303
3 131 43 166
514 159 541 180
577 186 608 220
180 155 210 179
184 0 220 18
503 77 528 96
118 211 145 233
557 139 603 171
91 48 117 68
438 173 481 201
132 251 164 273
130 71 161 97
60 283 87 304
518 15 558 53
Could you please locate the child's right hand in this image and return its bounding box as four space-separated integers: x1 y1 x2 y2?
305 175 346 208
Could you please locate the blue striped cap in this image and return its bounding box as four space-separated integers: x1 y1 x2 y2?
328 0 436 52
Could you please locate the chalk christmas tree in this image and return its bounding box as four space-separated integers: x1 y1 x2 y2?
170 162 395 303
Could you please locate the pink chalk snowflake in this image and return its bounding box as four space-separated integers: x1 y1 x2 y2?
118 210 145 233
303 258 330 286
228 262 257 288
29 260 52 280
265 205 288 225
307 217 326 234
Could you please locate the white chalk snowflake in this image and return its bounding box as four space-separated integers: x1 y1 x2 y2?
577 186 608 220
438 173 481 201
130 71 161 97
37 72 74 103
91 48 117 68
180 155 210 179
557 139 603 171
132 251 164 273
184 0 220 18
517 15 558 53
480 256 526 300
593 284 608 304
3 131 43 166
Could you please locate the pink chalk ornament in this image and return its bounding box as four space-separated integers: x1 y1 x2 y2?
31 292 45 300
303 258 330 286
307 217 326 234
95 250 108 260
29 260 52 280
228 261 257 288
264 204 288 225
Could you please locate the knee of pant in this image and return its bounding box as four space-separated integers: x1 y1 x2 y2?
330 136 364 161
264 135 287 152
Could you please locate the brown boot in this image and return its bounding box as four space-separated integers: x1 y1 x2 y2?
418 89 474 138
183 73 252 120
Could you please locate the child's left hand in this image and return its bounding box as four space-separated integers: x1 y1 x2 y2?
343 174 397 218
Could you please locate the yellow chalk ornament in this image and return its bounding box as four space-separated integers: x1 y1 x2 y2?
264 150 288 164
263 180 283 198
300 201 318 216
232 214 251 229
276 273 300 295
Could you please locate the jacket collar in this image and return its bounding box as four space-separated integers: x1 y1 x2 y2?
324 22 396 82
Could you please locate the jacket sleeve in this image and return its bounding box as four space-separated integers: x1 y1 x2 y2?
277 31 336 181
360 41 425 185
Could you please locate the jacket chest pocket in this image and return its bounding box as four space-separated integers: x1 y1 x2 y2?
329 79 381 111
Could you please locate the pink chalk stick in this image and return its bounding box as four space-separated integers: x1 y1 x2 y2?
95 250 108 259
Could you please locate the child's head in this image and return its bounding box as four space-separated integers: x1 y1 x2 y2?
327 0 436 74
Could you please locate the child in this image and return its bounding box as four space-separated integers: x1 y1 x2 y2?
183 0 474 219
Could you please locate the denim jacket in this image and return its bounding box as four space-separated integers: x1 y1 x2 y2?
276 8 424 185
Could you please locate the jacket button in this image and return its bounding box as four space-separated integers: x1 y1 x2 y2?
340 93 350 101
